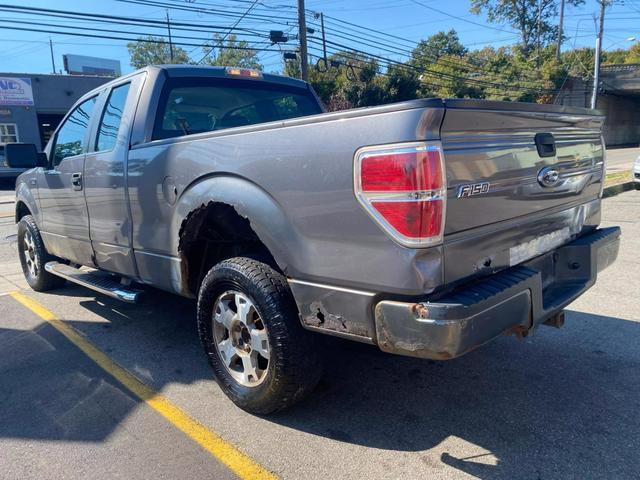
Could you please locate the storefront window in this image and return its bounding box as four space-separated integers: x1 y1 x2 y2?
0 123 18 144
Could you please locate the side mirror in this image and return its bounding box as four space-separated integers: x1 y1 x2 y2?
5 143 47 169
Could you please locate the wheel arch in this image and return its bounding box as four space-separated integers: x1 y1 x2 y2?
15 180 39 224
173 174 304 296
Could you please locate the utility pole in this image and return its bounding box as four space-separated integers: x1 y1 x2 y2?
297 0 309 81
535 0 542 67
591 0 607 109
49 38 56 73
320 12 327 63
556 0 565 60
166 10 174 62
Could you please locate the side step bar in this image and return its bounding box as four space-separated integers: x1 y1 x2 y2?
44 261 142 303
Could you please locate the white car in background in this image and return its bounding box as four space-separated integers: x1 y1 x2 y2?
634 155 640 188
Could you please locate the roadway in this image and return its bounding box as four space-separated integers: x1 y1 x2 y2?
604 145 640 172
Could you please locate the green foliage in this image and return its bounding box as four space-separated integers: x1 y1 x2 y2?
604 49 629 65
560 47 595 79
384 64 421 102
202 34 262 69
127 36 191 68
625 42 640 64
304 53 389 109
412 30 467 62
409 30 472 99
470 0 584 54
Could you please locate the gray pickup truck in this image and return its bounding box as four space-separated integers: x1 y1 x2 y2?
7 65 620 414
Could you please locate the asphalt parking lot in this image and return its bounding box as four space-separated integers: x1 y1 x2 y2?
0 178 639 479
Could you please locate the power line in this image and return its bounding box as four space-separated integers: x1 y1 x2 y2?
0 23 279 51
0 3 267 35
0 17 272 45
409 0 520 35
113 0 298 25
197 0 261 63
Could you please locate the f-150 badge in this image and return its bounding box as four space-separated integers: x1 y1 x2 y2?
457 182 491 198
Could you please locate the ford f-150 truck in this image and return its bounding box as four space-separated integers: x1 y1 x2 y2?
7 65 620 414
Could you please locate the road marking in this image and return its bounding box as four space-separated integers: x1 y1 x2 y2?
10 290 277 480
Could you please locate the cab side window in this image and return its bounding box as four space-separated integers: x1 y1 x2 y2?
96 83 131 152
53 97 97 166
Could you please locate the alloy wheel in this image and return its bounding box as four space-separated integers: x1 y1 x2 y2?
212 290 270 387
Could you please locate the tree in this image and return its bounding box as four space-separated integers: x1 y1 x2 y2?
202 34 262 69
625 42 640 63
419 55 485 99
470 0 584 55
383 64 420 102
296 52 382 110
603 49 629 65
410 30 470 98
127 36 191 68
412 30 467 62
560 47 595 79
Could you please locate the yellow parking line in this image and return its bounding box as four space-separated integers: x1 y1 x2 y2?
10 290 277 480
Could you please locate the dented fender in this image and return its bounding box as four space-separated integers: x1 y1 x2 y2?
15 172 41 224
172 175 305 277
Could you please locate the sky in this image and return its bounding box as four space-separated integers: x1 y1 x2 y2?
0 0 639 76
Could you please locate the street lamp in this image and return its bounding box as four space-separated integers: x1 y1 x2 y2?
607 36 636 49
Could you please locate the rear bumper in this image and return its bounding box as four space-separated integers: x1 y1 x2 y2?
374 226 621 360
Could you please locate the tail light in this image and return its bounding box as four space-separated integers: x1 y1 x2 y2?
354 142 446 247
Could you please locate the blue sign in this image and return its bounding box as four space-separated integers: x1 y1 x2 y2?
0 77 34 106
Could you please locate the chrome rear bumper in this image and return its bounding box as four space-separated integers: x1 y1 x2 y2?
374 227 621 360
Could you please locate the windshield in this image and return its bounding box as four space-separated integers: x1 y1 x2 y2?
153 77 322 140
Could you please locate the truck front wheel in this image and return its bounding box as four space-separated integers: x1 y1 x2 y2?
17 215 66 292
197 257 322 414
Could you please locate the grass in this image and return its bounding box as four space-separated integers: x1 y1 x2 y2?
605 170 633 188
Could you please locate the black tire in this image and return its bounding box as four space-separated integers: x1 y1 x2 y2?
197 257 322 414
17 215 66 292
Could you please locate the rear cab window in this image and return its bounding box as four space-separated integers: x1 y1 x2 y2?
96 82 131 152
152 77 322 140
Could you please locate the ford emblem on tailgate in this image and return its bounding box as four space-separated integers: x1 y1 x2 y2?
537 166 560 188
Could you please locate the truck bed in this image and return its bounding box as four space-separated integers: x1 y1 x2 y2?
128 95 604 299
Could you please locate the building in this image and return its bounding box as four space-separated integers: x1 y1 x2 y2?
556 64 640 148
0 72 113 151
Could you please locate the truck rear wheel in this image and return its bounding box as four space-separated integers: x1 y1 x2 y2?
17 215 66 292
197 257 322 414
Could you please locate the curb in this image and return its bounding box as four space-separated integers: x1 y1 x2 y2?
603 181 636 198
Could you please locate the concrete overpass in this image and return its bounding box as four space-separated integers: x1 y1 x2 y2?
557 64 640 147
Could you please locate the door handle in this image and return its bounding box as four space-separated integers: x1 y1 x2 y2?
71 172 83 191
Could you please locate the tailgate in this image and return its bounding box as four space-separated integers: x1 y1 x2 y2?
440 99 605 285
